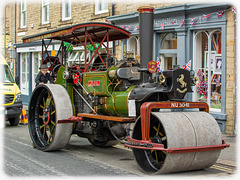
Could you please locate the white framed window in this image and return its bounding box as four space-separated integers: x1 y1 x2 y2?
32 52 42 90
193 30 222 112
42 0 49 25
127 36 139 59
20 53 29 95
62 0 71 21
20 0 26 28
95 0 108 15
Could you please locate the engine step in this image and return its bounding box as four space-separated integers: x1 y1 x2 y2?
77 113 135 122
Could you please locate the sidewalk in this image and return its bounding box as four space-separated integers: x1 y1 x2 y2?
218 134 237 167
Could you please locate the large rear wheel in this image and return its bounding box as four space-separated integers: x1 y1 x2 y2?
28 84 73 151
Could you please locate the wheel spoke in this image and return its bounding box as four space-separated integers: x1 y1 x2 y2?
42 124 46 138
161 136 167 141
47 125 55 143
153 125 164 136
155 151 158 162
51 120 55 126
51 110 56 115
40 124 45 129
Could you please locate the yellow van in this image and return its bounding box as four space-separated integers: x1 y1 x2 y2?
0 55 22 126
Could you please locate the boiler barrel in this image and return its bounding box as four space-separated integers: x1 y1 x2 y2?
133 111 222 174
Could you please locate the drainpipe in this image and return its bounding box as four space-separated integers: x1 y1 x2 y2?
112 3 115 55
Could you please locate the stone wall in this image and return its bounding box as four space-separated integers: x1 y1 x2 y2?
225 8 236 135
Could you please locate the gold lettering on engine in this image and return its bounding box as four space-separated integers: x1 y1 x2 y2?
177 74 187 93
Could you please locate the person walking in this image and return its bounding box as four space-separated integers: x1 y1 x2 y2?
35 64 54 86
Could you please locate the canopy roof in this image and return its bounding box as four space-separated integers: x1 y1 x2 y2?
22 22 131 45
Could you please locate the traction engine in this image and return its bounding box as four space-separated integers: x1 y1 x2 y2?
26 7 229 174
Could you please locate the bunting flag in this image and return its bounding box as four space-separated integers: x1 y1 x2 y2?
156 57 162 73
117 9 230 31
134 25 139 31
203 14 210 19
232 7 236 14
160 23 165 30
179 20 185 27
182 60 191 70
190 18 196 27
217 11 224 17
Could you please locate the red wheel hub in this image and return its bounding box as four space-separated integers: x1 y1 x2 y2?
43 111 50 125
73 72 81 84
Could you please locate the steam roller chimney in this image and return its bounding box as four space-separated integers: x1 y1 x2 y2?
137 7 154 84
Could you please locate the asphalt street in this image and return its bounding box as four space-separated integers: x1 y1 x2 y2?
2 122 237 177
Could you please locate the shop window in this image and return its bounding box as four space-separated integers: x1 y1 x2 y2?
62 0 71 21
95 0 108 15
127 36 139 60
42 0 49 24
32 52 42 90
20 0 26 28
193 30 222 112
160 33 177 49
20 53 29 95
159 33 177 70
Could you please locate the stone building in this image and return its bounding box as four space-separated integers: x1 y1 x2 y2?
3 1 236 134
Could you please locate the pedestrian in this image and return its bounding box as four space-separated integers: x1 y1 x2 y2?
35 64 54 86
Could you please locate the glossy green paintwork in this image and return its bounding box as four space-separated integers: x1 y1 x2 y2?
55 66 75 115
82 71 112 96
55 66 67 88
98 85 135 117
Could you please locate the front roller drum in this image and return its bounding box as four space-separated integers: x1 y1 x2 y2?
28 84 73 151
132 112 222 174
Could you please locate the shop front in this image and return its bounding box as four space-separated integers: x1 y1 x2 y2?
107 4 233 133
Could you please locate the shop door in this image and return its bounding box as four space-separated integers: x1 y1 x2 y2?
159 54 177 70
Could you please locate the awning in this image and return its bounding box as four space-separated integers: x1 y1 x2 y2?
22 22 131 45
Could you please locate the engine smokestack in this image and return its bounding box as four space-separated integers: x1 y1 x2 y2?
137 7 154 84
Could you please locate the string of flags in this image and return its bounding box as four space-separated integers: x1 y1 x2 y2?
116 7 236 30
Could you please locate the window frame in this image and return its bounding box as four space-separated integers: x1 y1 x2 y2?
42 0 49 25
192 29 223 113
20 0 27 28
95 0 108 15
62 0 71 21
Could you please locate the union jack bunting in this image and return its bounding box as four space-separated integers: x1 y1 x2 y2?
179 20 185 27
217 11 224 17
203 14 210 19
190 18 196 27
160 23 165 30
232 7 236 14
182 60 191 70
156 57 161 73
